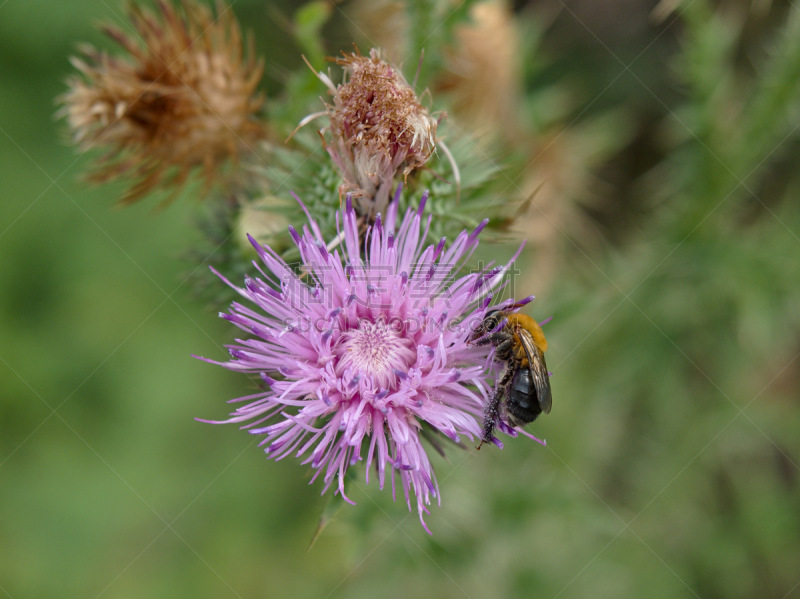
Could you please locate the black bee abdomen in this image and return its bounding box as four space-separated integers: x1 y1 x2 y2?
506 369 542 425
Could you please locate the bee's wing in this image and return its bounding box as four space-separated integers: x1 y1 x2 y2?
518 330 552 414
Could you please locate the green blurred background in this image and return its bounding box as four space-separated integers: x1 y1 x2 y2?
2 0 799 597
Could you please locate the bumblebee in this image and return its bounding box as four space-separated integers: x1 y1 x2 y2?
470 309 552 448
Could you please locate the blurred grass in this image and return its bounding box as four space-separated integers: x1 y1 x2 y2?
2 0 800 598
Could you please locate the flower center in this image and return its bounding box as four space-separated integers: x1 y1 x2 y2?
335 318 415 391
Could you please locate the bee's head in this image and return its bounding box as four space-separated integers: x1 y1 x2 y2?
483 309 503 327
468 309 506 341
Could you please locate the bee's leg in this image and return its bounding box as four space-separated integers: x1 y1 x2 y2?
472 331 507 347
473 333 514 361
478 367 515 449
478 386 502 449
493 338 514 361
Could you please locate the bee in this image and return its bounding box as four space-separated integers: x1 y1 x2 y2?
470 309 552 448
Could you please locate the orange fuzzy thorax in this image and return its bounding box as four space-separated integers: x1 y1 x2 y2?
506 312 548 358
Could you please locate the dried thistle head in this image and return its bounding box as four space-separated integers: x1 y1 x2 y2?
59 0 266 205
346 0 409 61
312 48 438 217
518 113 633 291
437 1 521 141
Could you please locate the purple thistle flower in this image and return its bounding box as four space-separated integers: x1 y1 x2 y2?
196 191 524 532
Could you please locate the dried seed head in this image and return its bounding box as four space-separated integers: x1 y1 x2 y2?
59 0 266 205
314 49 438 216
346 0 409 61
437 1 520 140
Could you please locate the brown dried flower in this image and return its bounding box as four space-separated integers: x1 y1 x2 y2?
59 0 265 205
307 48 438 217
346 0 409 62
437 1 521 141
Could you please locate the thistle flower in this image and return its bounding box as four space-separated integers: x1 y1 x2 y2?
59 0 265 204
196 190 525 532
308 49 438 218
